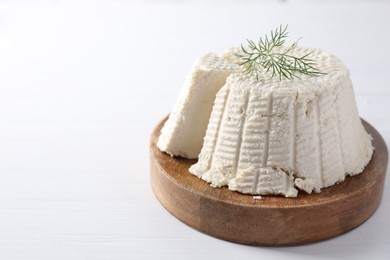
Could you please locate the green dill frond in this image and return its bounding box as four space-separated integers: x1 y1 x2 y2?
238 25 325 81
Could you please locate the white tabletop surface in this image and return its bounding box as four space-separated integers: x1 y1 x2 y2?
0 0 389 259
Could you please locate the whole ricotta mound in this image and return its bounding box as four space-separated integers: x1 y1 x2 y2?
159 46 374 197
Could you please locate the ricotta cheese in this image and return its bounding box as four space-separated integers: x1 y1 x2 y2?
158 46 373 197
157 53 240 158
189 47 373 197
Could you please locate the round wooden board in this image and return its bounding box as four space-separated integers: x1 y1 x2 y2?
150 116 388 246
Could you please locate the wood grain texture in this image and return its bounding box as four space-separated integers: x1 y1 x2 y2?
150 116 388 246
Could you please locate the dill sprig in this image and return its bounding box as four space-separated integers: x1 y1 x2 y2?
238 25 324 81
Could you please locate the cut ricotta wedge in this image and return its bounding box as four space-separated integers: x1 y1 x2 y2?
157 53 240 159
188 47 373 197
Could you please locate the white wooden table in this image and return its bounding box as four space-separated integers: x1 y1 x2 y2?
0 1 389 259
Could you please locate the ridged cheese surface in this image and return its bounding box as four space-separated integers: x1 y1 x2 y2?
157 53 240 158
189 47 373 197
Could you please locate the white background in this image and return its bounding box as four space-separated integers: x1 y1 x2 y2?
0 0 389 259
